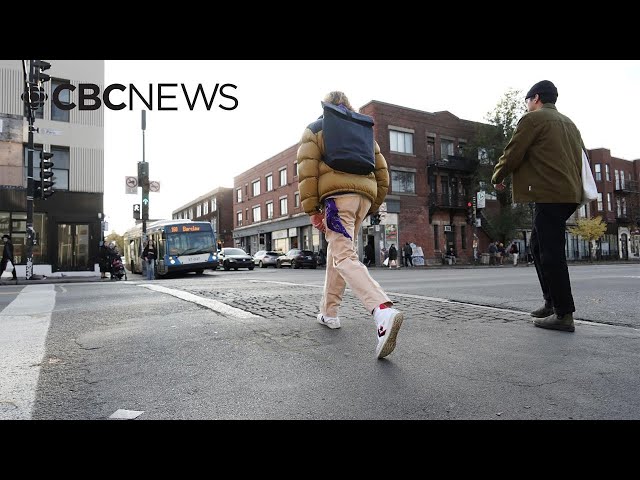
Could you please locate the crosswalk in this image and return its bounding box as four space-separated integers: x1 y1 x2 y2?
0 285 56 420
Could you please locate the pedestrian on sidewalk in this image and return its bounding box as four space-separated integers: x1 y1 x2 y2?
492 80 582 332
142 239 157 280
403 242 413 267
388 244 398 269
297 90 404 359
0 234 18 282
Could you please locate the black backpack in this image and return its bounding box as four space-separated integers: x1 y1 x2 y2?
321 101 375 175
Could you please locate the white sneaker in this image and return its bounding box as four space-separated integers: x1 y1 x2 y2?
317 313 341 329
374 306 404 359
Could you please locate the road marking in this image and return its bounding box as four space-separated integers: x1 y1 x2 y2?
139 284 259 318
109 409 144 420
0 285 56 420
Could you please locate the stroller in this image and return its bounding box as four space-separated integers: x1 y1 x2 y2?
109 254 127 281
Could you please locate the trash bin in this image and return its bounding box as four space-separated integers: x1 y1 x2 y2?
481 253 490 265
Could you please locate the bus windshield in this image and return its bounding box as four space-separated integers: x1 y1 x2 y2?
167 231 216 256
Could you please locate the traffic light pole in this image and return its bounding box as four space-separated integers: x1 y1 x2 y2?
24 60 35 280
141 110 148 239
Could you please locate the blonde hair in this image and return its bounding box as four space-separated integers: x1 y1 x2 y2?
323 91 354 111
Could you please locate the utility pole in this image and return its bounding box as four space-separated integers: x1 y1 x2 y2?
139 110 149 240
21 59 50 280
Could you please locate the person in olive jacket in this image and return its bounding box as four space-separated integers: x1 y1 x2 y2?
492 80 582 333
297 90 404 359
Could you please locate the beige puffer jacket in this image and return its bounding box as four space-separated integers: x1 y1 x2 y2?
296 116 389 216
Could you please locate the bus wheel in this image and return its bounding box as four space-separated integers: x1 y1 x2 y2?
195 269 204 275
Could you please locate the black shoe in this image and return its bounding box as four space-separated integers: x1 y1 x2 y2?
530 305 554 318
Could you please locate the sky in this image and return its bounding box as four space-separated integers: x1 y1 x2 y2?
103 60 640 234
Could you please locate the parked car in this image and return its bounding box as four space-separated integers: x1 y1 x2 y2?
253 250 283 268
276 249 318 269
218 247 254 271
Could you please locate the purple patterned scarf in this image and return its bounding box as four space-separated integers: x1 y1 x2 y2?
324 197 352 240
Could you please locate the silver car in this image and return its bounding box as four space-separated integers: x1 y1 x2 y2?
253 250 283 268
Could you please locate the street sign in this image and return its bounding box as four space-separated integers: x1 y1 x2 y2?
149 180 160 192
477 191 486 209
38 128 63 136
142 198 149 205
126 176 138 194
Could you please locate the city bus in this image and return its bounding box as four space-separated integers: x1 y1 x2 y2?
123 220 219 278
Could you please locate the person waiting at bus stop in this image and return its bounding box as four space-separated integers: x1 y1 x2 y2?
142 239 157 280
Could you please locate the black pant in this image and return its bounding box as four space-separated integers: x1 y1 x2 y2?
0 258 17 280
530 203 578 315
404 254 413 266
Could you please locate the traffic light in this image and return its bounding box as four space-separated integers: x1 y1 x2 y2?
22 60 51 112
466 201 474 225
138 161 149 220
34 60 52 84
39 150 55 199
370 213 381 225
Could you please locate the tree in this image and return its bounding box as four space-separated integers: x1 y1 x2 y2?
464 88 528 241
568 216 607 261
106 231 124 254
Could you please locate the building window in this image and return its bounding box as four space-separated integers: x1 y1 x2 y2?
391 170 415 194
203 201 209 215
236 211 242 226
294 162 298 177
280 197 288 216
461 225 467 250
252 180 260 197
266 174 273 192
622 197 627 216
389 130 413 154
245 208 249 221
266 202 273 219
434 225 439 250
605 164 610 181
236 188 242 203
294 192 300 208
597 193 603 211
51 79 70 122
595 164 601 181
252 205 261 222
616 198 621 217
440 140 454 160
614 170 619 189
212 197 217 211
279 168 287 186
189 208 193 219
607 193 612 211
621 171 626 189
196 204 202 217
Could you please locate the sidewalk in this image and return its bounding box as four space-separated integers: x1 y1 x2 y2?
0 274 105 286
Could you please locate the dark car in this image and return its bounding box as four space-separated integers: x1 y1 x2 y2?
253 250 283 268
276 249 318 269
218 247 254 271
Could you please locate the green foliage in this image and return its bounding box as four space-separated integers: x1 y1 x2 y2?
484 203 532 243
106 231 124 253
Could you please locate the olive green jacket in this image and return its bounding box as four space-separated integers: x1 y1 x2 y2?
492 103 583 204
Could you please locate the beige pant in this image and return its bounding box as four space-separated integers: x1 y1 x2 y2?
321 194 391 317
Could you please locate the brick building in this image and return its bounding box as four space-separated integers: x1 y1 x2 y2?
231 100 494 263
171 187 234 248
232 145 312 255
584 148 640 260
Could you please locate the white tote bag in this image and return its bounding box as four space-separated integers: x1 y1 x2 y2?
581 149 598 206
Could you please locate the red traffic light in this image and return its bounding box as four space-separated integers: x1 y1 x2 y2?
467 202 473 207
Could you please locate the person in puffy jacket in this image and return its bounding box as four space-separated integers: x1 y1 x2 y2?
297 90 404 360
